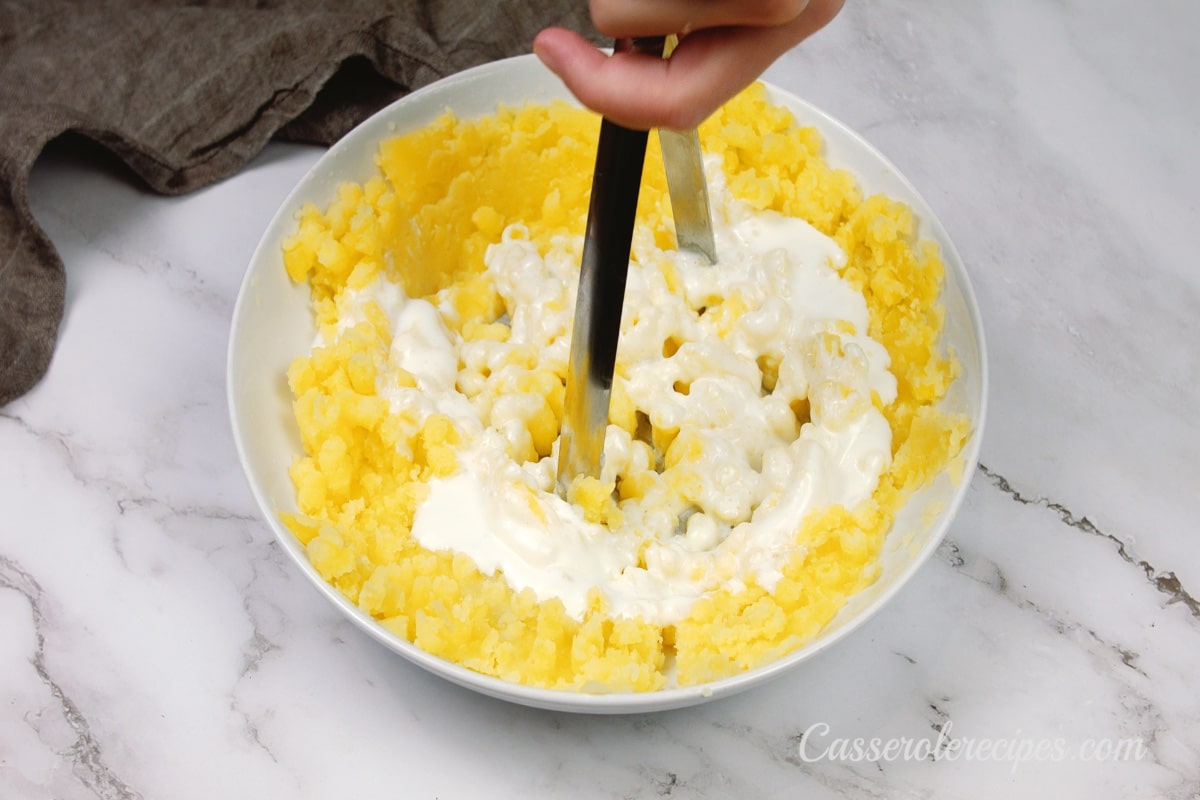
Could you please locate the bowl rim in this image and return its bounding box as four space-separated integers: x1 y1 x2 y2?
227 53 989 714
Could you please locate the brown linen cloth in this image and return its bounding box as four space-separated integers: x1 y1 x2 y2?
0 0 599 405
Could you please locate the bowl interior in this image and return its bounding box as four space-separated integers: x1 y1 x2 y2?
227 54 987 714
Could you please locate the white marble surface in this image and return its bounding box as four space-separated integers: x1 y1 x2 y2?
4 1 1198 797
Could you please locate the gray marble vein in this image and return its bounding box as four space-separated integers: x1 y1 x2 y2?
978 463 1200 620
1 557 142 800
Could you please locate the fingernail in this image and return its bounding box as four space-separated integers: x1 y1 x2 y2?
533 33 561 73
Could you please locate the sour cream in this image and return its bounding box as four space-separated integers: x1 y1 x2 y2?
347 160 895 624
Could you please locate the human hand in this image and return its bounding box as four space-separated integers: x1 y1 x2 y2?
533 0 845 130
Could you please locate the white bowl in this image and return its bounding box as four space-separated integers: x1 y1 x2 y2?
227 54 987 714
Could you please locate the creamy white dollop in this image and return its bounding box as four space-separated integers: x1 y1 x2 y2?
335 159 895 624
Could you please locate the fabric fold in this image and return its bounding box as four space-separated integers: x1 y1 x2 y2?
0 0 596 405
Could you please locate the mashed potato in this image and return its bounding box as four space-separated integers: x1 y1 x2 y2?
279 84 968 691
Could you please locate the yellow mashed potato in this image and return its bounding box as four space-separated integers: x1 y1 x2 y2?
279 84 968 691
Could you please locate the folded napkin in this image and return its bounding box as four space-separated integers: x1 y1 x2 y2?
0 0 597 405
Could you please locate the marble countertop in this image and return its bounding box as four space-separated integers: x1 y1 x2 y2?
4 2 1197 798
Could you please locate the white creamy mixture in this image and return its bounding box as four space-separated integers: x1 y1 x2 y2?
326 161 896 625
